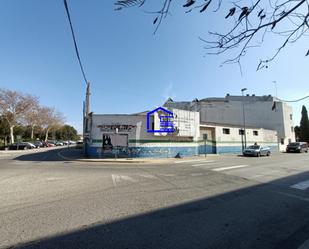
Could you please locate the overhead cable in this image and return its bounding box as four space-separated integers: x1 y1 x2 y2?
63 0 88 84
278 95 309 103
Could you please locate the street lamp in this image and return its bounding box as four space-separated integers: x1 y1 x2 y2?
241 88 247 152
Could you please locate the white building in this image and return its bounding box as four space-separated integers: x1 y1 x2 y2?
84 105 278 158
164 94 294 151
84 108 201 158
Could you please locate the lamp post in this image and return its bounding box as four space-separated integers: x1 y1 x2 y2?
241 88 247 152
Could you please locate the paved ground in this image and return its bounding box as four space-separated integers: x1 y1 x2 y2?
1 148 309 249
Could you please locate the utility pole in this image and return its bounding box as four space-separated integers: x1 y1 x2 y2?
241 88 247 151
85 82 91 116
272 81 278 99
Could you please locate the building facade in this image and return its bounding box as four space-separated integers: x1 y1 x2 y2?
84 106 278 158
164 94 294 151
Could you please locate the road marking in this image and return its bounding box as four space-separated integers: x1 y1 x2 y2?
212 165 249 172
191 161 215 166
138 173 157 179
174 159 207 164
291 180 309 190
111 174 137 187
298 238 309 249
190 173 204 177
274 191 309 202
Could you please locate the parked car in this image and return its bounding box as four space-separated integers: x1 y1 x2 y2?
286 142 308 153
23 142 36 149
47 141 56 146
34 141 43 148
243 145 271 157
55 141 64 146
75 141 83 149
9 142 35 150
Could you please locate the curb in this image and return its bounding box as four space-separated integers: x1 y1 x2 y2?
56 151 217 164
57 150 157 164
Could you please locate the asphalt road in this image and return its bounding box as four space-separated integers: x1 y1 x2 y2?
1 148 309 249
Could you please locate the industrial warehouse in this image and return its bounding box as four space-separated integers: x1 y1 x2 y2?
83 94 294 158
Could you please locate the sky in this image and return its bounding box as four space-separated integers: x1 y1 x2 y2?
0 1 308 133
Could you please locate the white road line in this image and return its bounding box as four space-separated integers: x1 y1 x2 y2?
174 159 207 164
291 180 309 190
190 173 204 177
138 173 157 179
111 174 118 187
274 191 309 203
298 238 309 249
191 161 215 167
111 174 137 187
212 165 249 172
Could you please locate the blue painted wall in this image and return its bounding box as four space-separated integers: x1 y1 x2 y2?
85 144 279 158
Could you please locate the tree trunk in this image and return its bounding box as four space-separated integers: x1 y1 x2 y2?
31 125 35 140
10 126 14 144
45 128 50 142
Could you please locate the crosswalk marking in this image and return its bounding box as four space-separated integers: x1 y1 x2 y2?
174 159 207 164
191 161 216 167
212 165 249 172
111 174 137 187
291 180 309 190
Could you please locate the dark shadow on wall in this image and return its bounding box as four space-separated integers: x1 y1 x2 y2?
7 171 309 249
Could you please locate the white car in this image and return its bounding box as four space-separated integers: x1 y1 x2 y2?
21 142 36 149
243 145 271 157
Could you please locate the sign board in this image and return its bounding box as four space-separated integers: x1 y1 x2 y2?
102 133 128 151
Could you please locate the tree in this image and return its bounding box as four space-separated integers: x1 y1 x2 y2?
294 125 301 141
38 107 65 141
0 115 10 146
23 96 40 140
300 105 309 143
0 89 35 143
55 125 79 141
115 0 309 70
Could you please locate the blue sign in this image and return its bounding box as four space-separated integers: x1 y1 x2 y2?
147 107 174 133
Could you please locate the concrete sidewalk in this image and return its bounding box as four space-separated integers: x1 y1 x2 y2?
57 148 221 164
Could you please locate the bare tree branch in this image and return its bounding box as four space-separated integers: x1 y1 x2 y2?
114 0 309 70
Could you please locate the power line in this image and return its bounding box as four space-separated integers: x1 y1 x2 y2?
278 95 309 103
63 0 88 84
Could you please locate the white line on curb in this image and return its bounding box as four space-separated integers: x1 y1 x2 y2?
291 180 309 190
191 161 216 167
212 165 249 172
174 159 208 164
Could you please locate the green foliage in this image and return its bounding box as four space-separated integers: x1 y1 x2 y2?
0 116 10 145
294 126 301 141
300 105 309 143
55 125 79 141
0 116 9 137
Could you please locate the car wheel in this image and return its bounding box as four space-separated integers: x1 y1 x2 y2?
266 151 270 156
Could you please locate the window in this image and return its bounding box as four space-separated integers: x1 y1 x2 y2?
253 130 258 136
223 128 230 135
239 129 244 135
281 138 284 145
291 126 294 133
290 114 293 120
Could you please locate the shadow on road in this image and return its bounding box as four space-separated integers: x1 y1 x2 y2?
13 147 83 162
8 171 309 249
